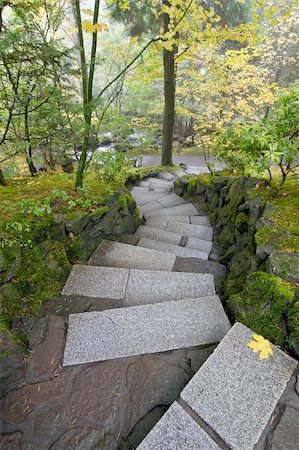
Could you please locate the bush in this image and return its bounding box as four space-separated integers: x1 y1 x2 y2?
215 83 299 183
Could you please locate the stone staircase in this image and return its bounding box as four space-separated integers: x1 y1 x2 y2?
60 169 297 449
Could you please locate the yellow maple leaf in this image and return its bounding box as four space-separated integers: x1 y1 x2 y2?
82 8 93 16
81 20 95 33
247 334 273 360
163 40 173 51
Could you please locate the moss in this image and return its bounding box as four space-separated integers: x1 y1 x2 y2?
287 300 299 355
228 271 295 345
1 241 70 326
187 177 197 194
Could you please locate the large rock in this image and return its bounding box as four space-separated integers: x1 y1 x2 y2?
268 406 299 450
26 315 65 383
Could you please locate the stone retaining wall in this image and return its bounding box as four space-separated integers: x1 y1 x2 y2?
0 188 140 332
175 175 298 357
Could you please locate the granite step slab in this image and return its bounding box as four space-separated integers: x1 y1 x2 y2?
157 193 187 208
172 168 186 177
62 265 215 304
61 265 129 300
140 201 167 216
166 221 213 241
134 225 213 253
145 216 211 231
190 215 211 226
88 241 176 271
158 171 176 180
185 166 210 175
144 177 173 186
137 402 221 450
144 203 199 218
185 237 213 253
180 323 298 450
131 188 169 206
124 269 215 305
138 180 172 195
63 295 230 366
137 237 209 260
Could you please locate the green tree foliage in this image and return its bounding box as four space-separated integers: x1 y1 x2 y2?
215 83 299 183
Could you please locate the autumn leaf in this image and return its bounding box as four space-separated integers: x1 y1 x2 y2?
82 8 93 16
163 40 173 51
81 20 95 33
247 334 273 360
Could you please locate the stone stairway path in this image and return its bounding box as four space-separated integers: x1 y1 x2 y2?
60 168 297 449
137 323 297 450
61 169 227 366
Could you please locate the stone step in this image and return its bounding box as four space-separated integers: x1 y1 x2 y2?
172 168 186 177
167 221 213 241
88 241 176 271
156 193 187 208
63 296 230 366
134 225 213 253
140 201 168 216
144 203 199 218
185 166 210 175
180 323 298 450
145 215 211 231
157 171 176 180
137 238 209 260
62 265 215 304
137 402 221 450
131 187 170 206
138 181 172 192
144 177 173 186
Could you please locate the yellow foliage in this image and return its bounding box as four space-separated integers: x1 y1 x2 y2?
81 20 95 33
163 40 174 51
247 334 273 360
82 8 93 16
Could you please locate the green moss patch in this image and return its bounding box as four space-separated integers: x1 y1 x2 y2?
228 271 295 346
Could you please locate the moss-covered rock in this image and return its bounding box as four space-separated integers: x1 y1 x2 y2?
228 272 295 346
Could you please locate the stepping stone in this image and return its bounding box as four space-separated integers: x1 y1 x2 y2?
144 177 173 187
135 226 213 253
145 216 210 231
134 225 182 246
62 266 215 304
185 237 213 253
63 296 230 366
140 201 167 216
145 203 199 218
190 215 211 226
137 238 209 260
185 166 210 175
131 187 168 206
158 171 176 180
137 402 221 450
180 323 298 450
88 241 176 271
172 168 186 177
124 270 215 305
166 221 213 241
61 265 129 299
157 193 187 208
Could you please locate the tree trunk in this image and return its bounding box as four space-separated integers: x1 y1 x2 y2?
0 166 6 186
24 106 36 176
75 114 91 188
161 1 176 166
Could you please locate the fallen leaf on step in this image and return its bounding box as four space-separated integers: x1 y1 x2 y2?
247 333 273 360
